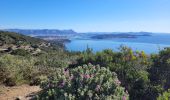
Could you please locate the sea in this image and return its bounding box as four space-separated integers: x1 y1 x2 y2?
65 33 170 54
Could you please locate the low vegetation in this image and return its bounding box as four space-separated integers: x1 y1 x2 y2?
38 64 129 99
0 31 170 100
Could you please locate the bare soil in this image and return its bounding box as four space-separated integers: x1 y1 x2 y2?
0 85 41 100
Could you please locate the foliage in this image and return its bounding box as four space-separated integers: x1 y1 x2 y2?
35 51 71 68
0 31 44 45
0 54 35 85
1 31 170 100
148 48 170 99
0 31 77 86
11 49 31 56
0 54 64 86
157 89 170 100
76 46 152 100
39 64 129 100
150 48 170 90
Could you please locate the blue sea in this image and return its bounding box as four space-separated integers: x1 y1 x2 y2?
65 33 170 54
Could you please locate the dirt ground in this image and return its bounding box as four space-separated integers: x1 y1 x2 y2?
0 85 41 100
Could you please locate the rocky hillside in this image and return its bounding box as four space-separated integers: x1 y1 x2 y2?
0 31 60 55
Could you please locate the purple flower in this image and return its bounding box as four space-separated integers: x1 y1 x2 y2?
64 70 69 75
122 95 126 100
84 74 90 79
95 85 101 91
125 90 128 94
115 79 121 85
58 81 65 88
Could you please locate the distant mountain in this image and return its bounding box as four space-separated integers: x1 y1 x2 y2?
5 29 77 36
4 29 153 40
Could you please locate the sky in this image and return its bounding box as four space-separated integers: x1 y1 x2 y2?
0 0 170 33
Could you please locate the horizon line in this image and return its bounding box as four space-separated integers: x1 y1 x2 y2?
1 28 170 34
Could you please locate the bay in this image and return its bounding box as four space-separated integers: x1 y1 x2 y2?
65 33 170 54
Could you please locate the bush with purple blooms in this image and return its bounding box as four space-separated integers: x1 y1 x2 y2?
39 63 129 100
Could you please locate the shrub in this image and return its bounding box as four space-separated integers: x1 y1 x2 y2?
39 64 129 100
76 46 151 99
150 48 170 90
11 49 30 56
157 89 170 100
0 54 35 85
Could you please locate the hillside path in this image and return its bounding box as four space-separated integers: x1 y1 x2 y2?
0 85 41 100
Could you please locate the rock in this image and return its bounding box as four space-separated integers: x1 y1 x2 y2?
15 96 22 100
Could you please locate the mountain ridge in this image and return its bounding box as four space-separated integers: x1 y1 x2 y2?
4 29 77 36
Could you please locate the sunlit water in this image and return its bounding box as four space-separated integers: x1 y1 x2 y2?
65 33 170 54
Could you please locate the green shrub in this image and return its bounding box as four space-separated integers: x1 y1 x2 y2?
0 54 49 85
0 54 35 85
39 64 129 100
76 46 152 99
11 49 31 56
150 48 170 90
157 89 170 100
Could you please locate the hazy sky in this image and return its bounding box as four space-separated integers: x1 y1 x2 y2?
0 0 170 32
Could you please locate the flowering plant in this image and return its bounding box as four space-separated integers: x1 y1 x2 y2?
39 63 129 100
